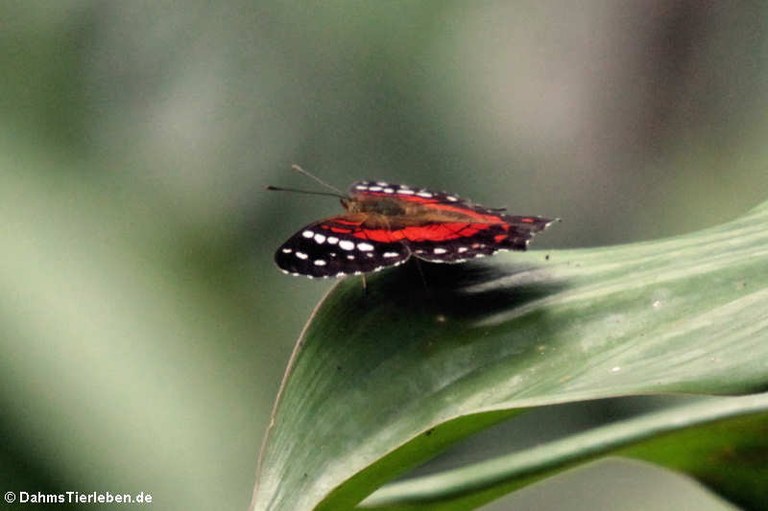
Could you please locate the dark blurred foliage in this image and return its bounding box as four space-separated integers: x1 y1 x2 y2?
1 1 765 509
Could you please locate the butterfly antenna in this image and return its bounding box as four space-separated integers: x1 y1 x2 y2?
265 185 345 199
290 164 345 195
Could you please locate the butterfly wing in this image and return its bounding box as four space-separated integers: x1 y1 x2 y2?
274 217 411 278
348 181 556 263
405 215 556 262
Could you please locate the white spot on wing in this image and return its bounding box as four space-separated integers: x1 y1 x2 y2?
397 189 415 195
457 247 468 253
302 230 314 238
327 236 339 244
357 242 374 251
383 188 394 193
417 191 433 198
281 248 292 253
314 233 326 244
383 252 400 258
313 259 327 266
295 252 308 260
368 186 382 192
433 247 448 255
339 240 355 251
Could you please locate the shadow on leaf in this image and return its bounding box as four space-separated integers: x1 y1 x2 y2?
356 259 565 322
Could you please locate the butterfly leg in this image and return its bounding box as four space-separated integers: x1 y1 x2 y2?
413 259 429 293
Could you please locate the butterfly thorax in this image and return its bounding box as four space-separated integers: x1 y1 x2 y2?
341 195 407 216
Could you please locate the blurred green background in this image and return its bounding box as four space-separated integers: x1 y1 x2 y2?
1 2 766 510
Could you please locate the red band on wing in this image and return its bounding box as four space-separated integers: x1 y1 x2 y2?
351 222 495 243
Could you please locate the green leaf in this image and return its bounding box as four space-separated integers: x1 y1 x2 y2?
251 200 768 511
361 394 768 510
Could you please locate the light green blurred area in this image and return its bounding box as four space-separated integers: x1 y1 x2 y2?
0 2 765 510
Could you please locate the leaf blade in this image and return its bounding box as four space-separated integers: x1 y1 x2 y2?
360 394 768 510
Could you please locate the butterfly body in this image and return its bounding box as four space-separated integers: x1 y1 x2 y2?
275 180 556 278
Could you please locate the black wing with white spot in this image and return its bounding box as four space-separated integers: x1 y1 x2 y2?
409 216 555 263
274 220 412 278
348 180 471 206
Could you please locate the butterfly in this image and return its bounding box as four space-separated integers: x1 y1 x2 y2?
270 167 557 279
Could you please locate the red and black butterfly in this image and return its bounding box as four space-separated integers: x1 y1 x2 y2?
270 166 557 279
